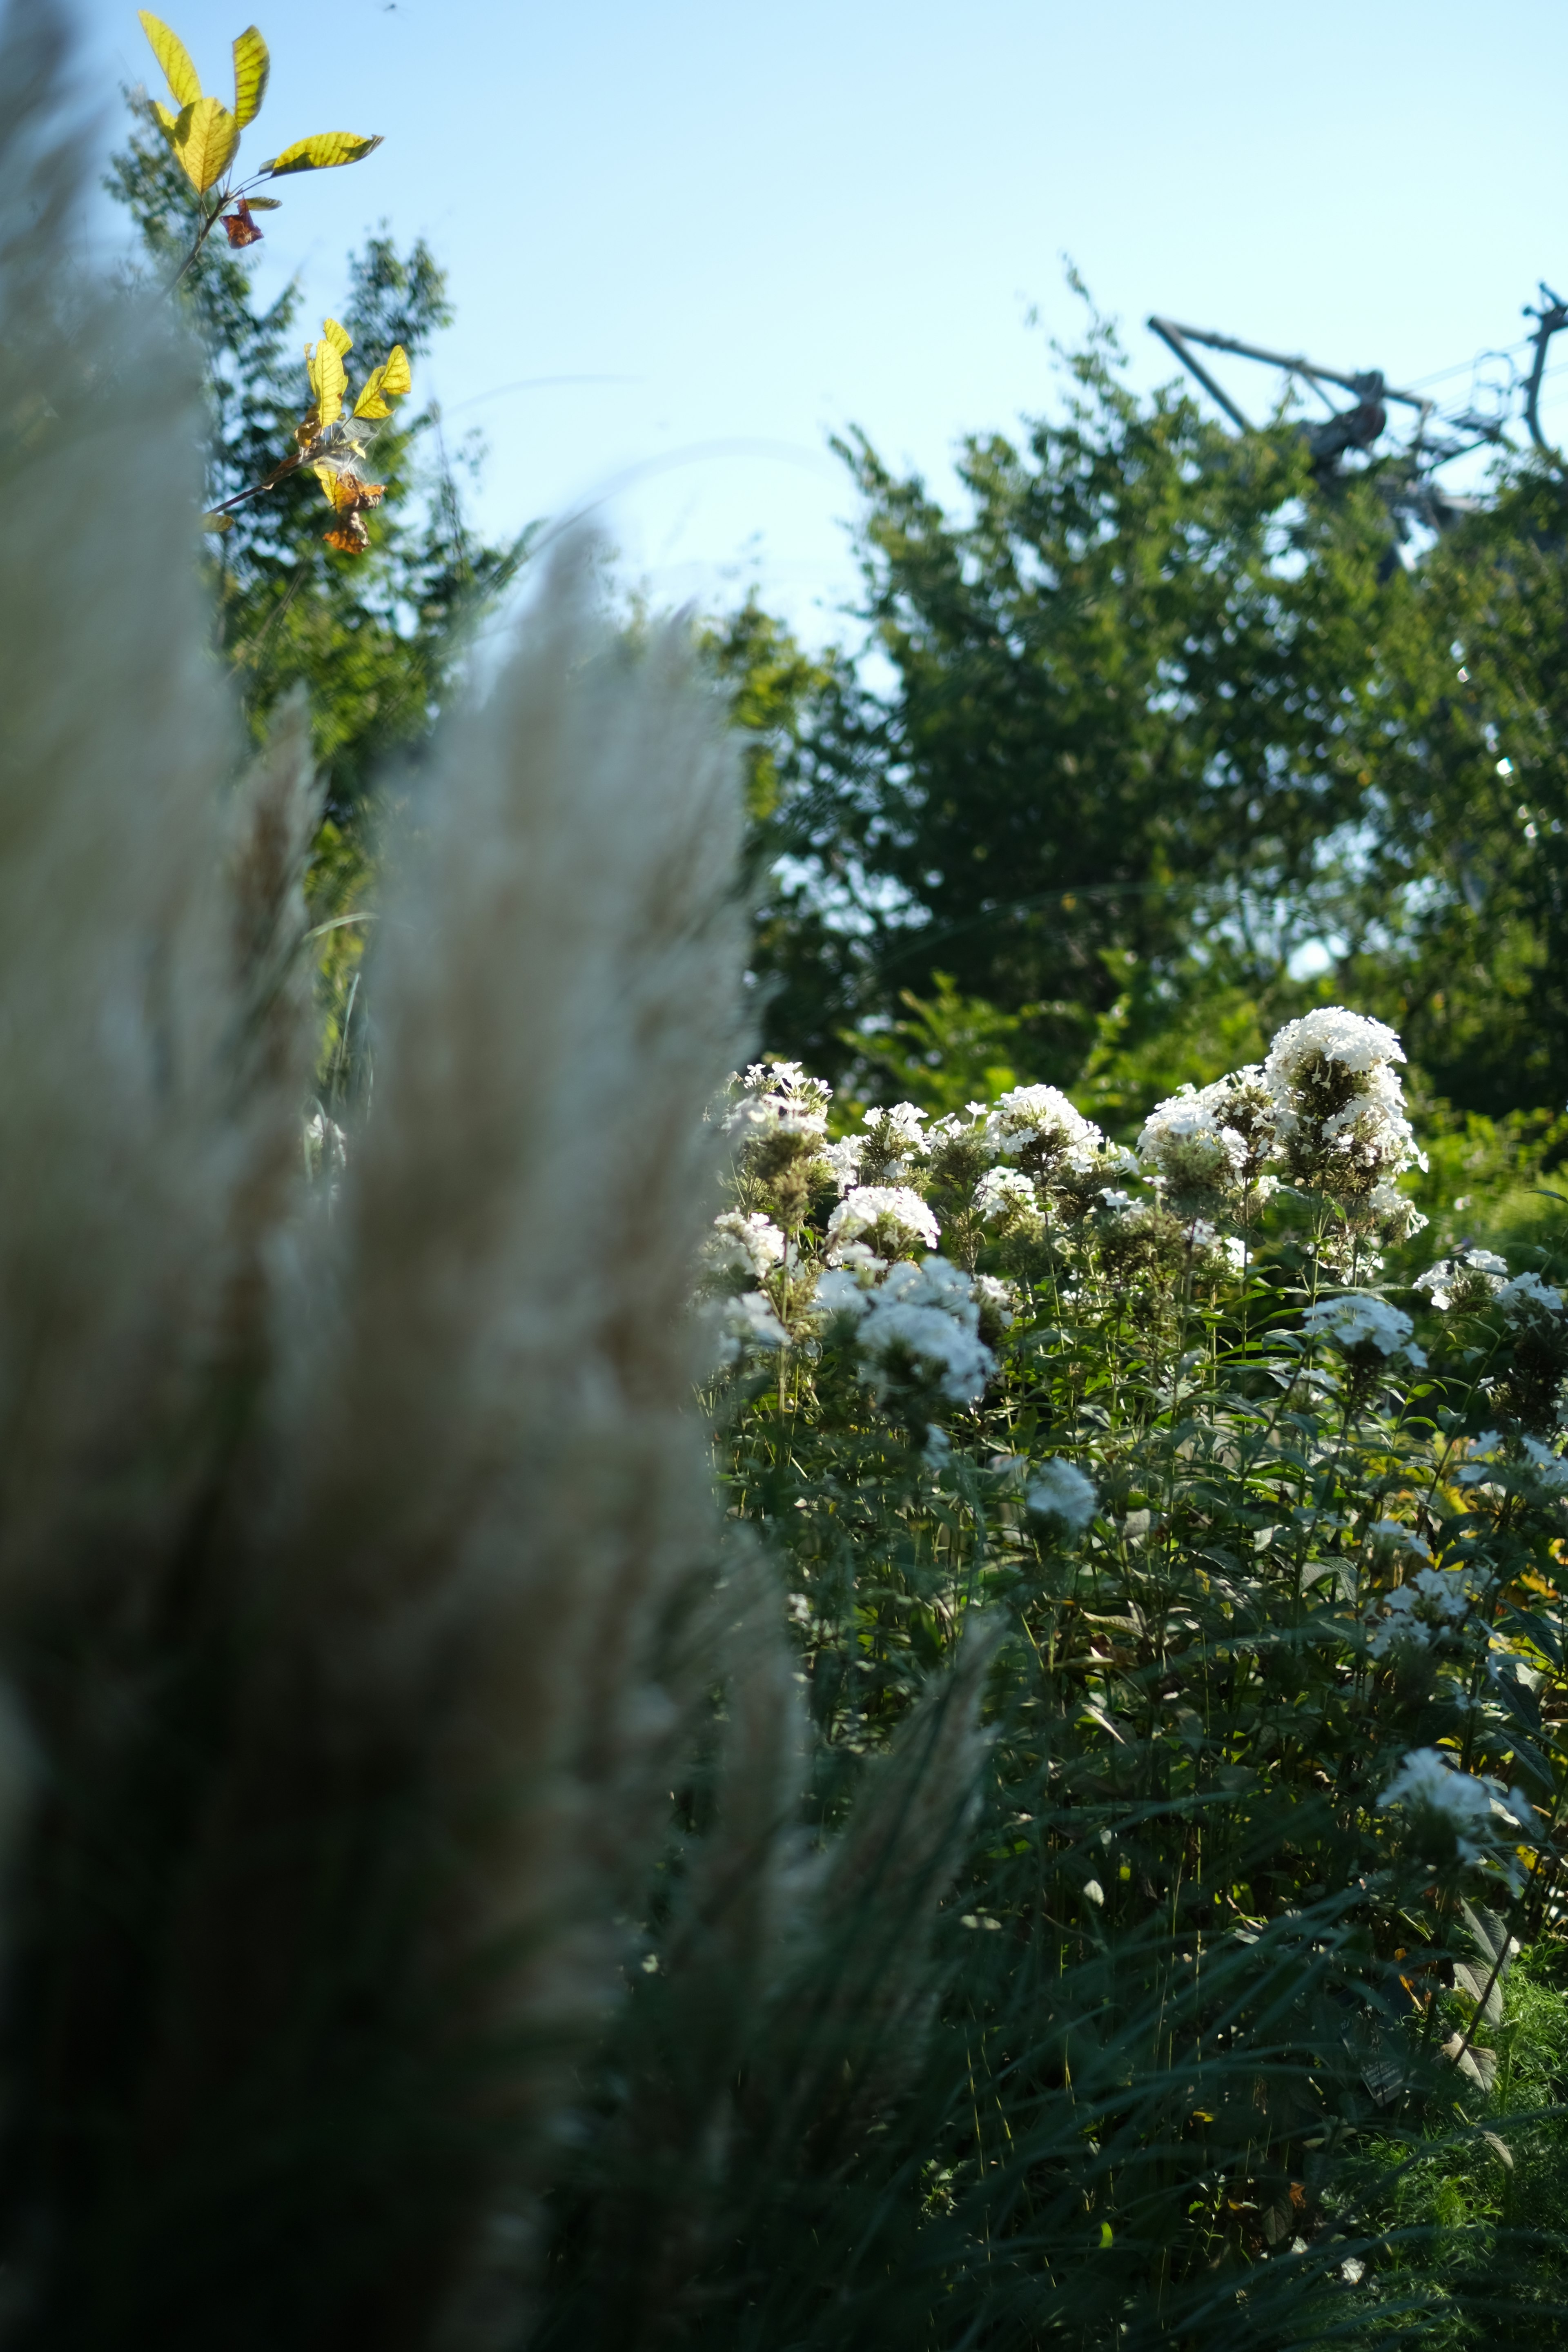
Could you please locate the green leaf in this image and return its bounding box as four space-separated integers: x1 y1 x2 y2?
231 26 269 129
244 195 281 210
172 96 239 193
138 11 201 107
263 131 383 178
200 510 235 534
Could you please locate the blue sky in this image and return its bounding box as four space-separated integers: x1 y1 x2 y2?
77 0 1568 644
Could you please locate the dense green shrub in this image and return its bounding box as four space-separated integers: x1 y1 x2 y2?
539 1017 1568 2348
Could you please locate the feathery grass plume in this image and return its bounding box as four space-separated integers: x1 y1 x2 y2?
539 1603 1002 2350
556 1549 814 2343
0 6 749 2334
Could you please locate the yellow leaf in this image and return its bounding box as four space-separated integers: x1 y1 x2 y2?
352 343 412 420
320 318 353 359
245 195 281 210
231 26 269 128
138 11 201 106
151 98 178 136
305 333 347 430
172 96 239 193
201 510 235 533
263 130 383 176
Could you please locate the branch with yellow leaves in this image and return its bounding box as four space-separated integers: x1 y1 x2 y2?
138 13 382 289
203 317 413 555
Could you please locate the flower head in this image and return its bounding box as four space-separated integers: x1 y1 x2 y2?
1415 1248 1507 1311
1300 1292 1426 1368
982 1085 1103 1179
705 1210 786 1283
856 1256 996 1403
1379 1746 1534 1875
1025 1457 1098 1531
827 1185 940 1263
973 1166 1040 1226
1138 1083 1250 1202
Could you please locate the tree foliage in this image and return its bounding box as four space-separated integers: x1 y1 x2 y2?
107 96 519 820
738 302 1568 1124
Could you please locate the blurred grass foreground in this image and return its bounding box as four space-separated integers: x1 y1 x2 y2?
6 4 1568 2348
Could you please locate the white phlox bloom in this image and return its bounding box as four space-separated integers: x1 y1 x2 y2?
705 1210 786 1282
821 1136 865 1194
1305 1068 1424 1177
982 1084 1103 1171
1366 1585 1432 1655
1025 1457 1099 1531
1368 1178 1428 1241
970 1273 1018 1328
723 1290 787 1352
1098 1187 1140 1217
1368 1560 1484 1650
856 1256 996 1404
861 1100 929 1151
809 1267 875 1324
1521 1432 1568 1491
1416 1249 1508 1311
1267 1007 1406 1082
1264 1009 1426 1188
974 1167 1039 1223
724 1058 831 1140
1138 1084 1249 1193
1299 1292 1427 1367
927 1106 989 1147
1498 1270 1566 1322
851 1101 932 1183
827 1184 940 1261
1366 1518 1432 1559
1456 1430 1506 1487
702 1287 789 1367
1379 1746 1535 1869
1189 1221 1247 1272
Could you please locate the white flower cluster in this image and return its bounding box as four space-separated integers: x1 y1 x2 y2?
1414 1248 1508 1311
1025 1457 1098 1531
1379 1746 1535 1871
1458 1429 1568 1494
723 1058 831 1141
707 1288 787 1364
1271 1007 1406 1080
1263 1007 1426 1203
824 1255 996 1405
826 1185 941 1263
705 1209 787 1283
1498 1269 1566 1324
1137 1082 1249 1200
855 1100 930 1182
1365 1563 1479 1656
973 1166 1040 1225
980 1085 1105 1176
970 1272 1019 1329
1299 1292 1427 1368
1189 1221 1248 1273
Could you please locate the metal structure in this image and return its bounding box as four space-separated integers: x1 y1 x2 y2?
1147 292 1568 528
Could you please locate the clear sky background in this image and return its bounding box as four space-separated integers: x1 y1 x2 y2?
73 0 1568 646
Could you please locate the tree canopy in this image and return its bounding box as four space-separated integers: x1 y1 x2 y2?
738 304 1568 1123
